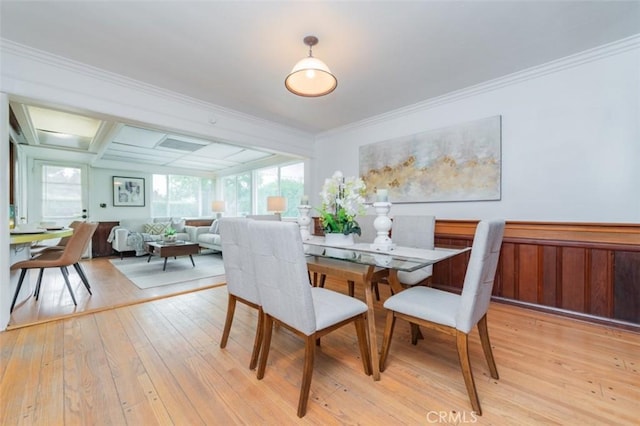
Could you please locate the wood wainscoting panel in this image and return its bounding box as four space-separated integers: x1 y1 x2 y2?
498 242 516 299
589 249 613 318
433 220 640 328
560 247 587 313
614 251 640 323
517 244 539 304
542 246 558 307
432 236 471 290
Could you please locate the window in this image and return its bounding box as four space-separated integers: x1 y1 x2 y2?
255 167 278 214
222 162 304 218
151 174 214 217
279 162 305 217
222 173 251 217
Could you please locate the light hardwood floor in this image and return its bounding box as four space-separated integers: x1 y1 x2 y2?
1 260 639 425
7 255 226 329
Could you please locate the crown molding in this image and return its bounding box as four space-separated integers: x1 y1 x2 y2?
0 39 313 142
319 33 640 139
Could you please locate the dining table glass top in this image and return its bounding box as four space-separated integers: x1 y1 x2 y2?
303 236 469 272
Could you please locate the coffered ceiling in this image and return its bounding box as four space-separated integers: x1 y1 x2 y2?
9 102 286 176
2 1 639 173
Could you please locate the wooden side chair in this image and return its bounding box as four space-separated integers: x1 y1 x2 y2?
218 217 263 370
10 222 98 312
249 221 372 418
379 219 505 415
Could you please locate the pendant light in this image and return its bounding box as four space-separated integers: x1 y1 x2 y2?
285 35 337 97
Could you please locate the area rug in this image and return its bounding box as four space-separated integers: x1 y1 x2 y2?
109 254 225 289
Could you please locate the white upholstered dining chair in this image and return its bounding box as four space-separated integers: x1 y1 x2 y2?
249 220 372 418
379 219 505 415
218 217 263 370
370 214 436 300
392 215 436 286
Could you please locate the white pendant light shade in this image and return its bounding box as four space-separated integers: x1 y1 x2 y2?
285 36 337 97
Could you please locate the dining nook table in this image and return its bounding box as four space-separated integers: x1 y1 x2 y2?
303 236 470 381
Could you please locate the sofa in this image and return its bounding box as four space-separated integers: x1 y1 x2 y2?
110 217 194 257
190 214 282 252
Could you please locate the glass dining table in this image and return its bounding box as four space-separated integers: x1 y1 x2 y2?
303 236 470 381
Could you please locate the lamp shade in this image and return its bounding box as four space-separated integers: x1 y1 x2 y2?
267 196 287 213
285 57 337 97
285 35 337 97
211 200 226 212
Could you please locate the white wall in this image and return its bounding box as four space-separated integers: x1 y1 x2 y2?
314 38 640 223
90 168 153 221
1 93 11 329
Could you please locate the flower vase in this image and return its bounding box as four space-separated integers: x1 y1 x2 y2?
324 232 355 247
324 233 356 260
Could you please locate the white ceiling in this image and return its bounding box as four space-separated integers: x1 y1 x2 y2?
2 1 639 138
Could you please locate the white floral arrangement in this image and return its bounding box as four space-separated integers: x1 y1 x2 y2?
318 171 367 235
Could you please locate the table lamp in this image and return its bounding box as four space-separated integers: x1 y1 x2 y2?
267 196 287 218
211 200 226 219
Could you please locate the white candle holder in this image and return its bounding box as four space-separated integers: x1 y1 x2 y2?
297 205 312 240
370 201 395 251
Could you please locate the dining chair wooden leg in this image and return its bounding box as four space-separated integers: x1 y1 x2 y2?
249 308 264 370
355 316 372 375
372 281 380 301
477 314 499 379
220 295 237 349
60 266 77 306
379 311 396 372
257 315 274 380
456 331 482 415
34 268 45 300
10 269 28 313
298 335 316 418
348 280 355 297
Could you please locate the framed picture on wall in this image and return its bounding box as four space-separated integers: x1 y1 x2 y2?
113 176 145 207
359 115 502 203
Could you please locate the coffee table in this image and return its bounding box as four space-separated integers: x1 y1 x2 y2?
144 241 200 271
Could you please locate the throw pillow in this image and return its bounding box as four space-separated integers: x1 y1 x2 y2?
209 219 220 234
144 222 169 235
171 218 186 233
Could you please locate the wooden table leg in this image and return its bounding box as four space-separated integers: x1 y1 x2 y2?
386 269 404 294
364 266 380 381
189 254 195 267
163 257 168 271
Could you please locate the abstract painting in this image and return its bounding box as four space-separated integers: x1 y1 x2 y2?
359 116 501 203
